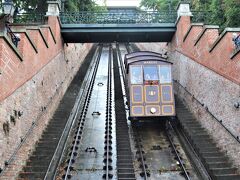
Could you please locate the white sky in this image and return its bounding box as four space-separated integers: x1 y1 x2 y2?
95 0 141 7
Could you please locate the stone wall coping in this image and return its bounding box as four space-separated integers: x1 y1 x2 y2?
176 1 191 12
40 25 56 44
209 27 240 53
47 1 61 8
46 1 61 16
26 27 49 48
183 23 204 42
0 32 23 61
194 25 219 46
12 30 38 53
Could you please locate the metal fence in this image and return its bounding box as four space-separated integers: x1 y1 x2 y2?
60 11 177 24
13 13 46 24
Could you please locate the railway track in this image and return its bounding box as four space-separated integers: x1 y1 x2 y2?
117 43 199 179
17 45 98 180
16 43 240 180
166 120 191 180
61 45 103 179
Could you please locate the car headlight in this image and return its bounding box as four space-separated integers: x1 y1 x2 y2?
150 107 156 114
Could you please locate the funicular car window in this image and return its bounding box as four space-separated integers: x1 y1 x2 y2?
143 66 159 81
130 66 143 84
159 66 172 83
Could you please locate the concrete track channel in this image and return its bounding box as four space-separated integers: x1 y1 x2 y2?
56 44 117 179
17 43 240 180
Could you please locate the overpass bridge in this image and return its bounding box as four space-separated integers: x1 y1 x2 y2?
59 11 177 43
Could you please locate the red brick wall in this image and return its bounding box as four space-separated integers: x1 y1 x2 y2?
170 16 240 85
0 16 63 102
0 14 93 177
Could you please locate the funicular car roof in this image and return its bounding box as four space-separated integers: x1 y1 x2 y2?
125 51 163 59
125 51 171 73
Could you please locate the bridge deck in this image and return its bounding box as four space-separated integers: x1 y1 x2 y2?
60 11 177 43
61 23 176 43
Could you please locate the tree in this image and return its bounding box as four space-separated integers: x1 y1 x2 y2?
140 0 179 11
140 0 240 28
223 0 240 28
208 0 225 26
12 0 47 13
9 0 106 13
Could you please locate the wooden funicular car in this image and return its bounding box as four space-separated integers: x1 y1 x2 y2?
124 51 175 120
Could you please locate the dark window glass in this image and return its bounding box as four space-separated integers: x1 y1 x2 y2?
144 66 159 81
130 66 143 84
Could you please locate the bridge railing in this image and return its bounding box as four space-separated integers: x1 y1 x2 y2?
60 11 177 24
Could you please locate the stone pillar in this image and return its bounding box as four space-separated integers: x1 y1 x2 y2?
174 2 192 47
46 1 62 41
177 2 192 19
46 1 61 16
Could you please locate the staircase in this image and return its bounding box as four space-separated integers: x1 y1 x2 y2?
175 97 240 180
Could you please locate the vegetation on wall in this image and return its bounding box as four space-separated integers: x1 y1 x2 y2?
9 0 106 13
140 0 240 28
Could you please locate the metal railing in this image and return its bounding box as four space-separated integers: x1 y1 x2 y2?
13 13 45 24
60 11 177 24
6 22 20 47
174 80 240 144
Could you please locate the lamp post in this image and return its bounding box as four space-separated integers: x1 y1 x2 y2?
1 0 20 47
2 0 15 17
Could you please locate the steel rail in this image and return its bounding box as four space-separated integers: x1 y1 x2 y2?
166 120 191 180
116 43 129 113
103 45 113 179
116 43 126 82
117 43 150 179
133 127 150 179
63 45 103 180
121 43 149 179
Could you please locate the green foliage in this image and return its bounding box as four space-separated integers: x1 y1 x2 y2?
65 0 107 12
140 0 179 11
192 0 240 28
10 0 106 13
12 0 47 12
223 0 240 27
140 0 240 28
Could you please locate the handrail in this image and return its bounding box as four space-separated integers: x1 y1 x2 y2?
6 22 20 47
60 11 177 24
174 79 240 143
